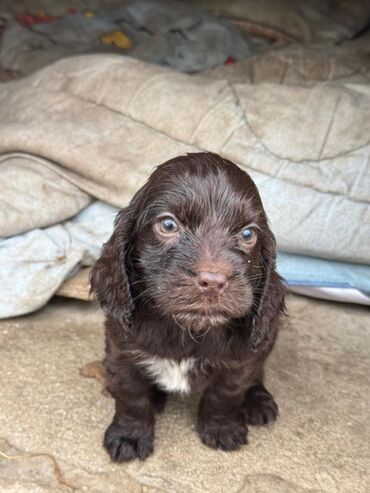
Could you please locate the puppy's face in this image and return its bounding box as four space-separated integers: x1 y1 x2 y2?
129 155 271 331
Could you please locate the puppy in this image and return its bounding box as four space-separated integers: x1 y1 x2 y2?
90 152 285 461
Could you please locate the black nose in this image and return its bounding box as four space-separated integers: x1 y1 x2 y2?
196 271 228 295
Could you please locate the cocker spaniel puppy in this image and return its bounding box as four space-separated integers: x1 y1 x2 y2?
91 152 285 461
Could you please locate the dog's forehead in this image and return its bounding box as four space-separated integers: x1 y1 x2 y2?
155 156 256 193
140 160 263 228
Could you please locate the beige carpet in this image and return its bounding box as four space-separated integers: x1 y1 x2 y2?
0 294 369 492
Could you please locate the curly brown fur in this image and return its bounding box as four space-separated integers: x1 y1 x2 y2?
90 152 286 461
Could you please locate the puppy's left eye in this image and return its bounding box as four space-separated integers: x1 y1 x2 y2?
241 228 255 243
158 217 179 234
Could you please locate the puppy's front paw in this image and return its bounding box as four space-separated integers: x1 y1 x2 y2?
103 423 154 462
243 384 278 426
197 418 248 451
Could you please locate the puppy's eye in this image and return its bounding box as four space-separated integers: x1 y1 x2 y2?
241 228 255 242
159 217 179 234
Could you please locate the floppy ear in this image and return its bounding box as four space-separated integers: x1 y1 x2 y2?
90 206 136 330
250 228 286 352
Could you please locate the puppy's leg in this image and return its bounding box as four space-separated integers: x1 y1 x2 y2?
103 358 155 462
150 384 167 414
242 368 278 426
197 374 248 451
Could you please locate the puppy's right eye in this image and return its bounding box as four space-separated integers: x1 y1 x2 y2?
158 217 179 234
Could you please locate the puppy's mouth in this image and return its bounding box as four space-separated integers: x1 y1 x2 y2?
156 281 254 330
172 309 230 330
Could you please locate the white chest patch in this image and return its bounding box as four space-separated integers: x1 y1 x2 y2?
138 356 196 395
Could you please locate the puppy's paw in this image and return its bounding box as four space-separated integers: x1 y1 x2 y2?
197 418 248 451
103 423 154 462
243 384 278 426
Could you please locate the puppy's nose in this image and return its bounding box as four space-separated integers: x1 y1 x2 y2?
196 271 228 295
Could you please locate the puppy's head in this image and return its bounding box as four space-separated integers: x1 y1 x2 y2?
91 153 284 349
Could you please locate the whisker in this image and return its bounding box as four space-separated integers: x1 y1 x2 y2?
173 316 199 344
132 286 154 302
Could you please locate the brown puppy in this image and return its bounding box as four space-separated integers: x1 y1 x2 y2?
91 152 285 461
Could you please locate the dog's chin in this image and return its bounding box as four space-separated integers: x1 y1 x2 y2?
172 311 231 331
